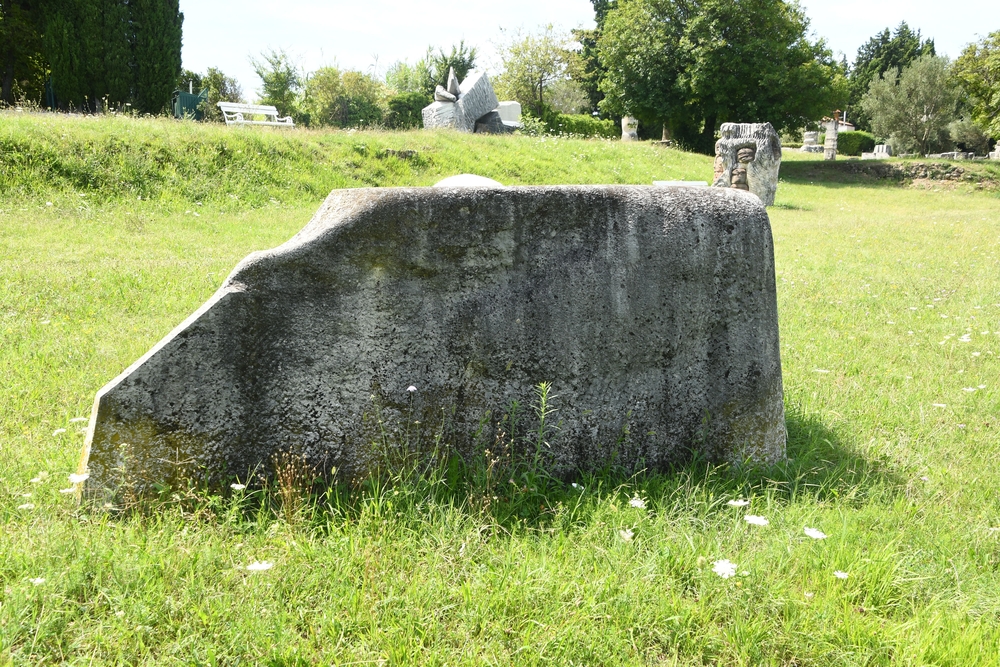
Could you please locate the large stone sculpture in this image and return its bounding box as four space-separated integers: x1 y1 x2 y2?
712 122 782 206
800 131 822 153
422 68 514 134
77 185 787 500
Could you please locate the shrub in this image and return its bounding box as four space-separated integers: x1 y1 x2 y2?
837 130 876 156
547 113 617 138
384 92 431 130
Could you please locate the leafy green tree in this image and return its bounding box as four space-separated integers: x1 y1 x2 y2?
598 0 845 152
847 23 934 131
494 25 569 118
430 41 477 89
199 67 244 122
953 31 1000 139
251 49 302 118
0 0 45 105
566 0 619 114
385 52 435 95
129 0 182 113
861 54 958 155
384 91 430 129
301 66 384 128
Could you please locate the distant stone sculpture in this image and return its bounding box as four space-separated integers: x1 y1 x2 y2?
800 131 822 153
990 146 1000 161
422 68 515 134
77 185 787 500
862 144 892 160
496 101 521 125
621 116 639 141
823 114 839 161
712 122 782 206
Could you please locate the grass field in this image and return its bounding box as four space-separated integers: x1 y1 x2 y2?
2 112 1000 665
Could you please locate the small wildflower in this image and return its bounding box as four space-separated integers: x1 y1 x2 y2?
29 577 45 585
571 483 584 491
115 610 125 617
727 499 750 507
230 483 246 491
629 497 646 509
17 503 35 510
618 528 634 542
920 476 929 482
406 385 417 392
744 515 769 526
52 429 66 436
804 527 827 540
59 488 76 494
712 559 738 579
804 591 815 599
45 202 53 207
68 472 89 484
245 561 274 572
834 570 849 579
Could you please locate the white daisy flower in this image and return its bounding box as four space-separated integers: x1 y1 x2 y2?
727 499 750 507
618 528 634 542
230 483 246 491
29 577 45 585
629 497 646 509
744 515 769 526
245 561 274 572
803 527 827 540
712 559 738 579
833 570 849 579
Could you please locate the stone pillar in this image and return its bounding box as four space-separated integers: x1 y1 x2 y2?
621 116 639 142
824 111 840 161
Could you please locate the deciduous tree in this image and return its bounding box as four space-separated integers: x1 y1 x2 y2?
953 31 1000 139
861 54 958 155
847 22 935 131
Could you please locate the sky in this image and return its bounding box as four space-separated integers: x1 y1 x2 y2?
178 0 1000 101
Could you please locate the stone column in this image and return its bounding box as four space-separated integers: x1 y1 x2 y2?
824 111 840 161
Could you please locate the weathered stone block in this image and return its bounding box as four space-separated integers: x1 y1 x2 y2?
474 111 513 135
455 72 500 132
422 101 456 129
712 122 782 206
497 101 521 124
78 186 786 499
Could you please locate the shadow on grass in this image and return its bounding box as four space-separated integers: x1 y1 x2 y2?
293 404 906 534
778 160 906 189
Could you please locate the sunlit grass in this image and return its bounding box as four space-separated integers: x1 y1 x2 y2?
2 113 1000 665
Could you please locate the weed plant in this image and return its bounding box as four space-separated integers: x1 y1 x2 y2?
2 114 1000 664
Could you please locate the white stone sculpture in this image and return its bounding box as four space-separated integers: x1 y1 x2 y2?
422 69 511 134
712 122 782 206
800 131 822 153
823 117 839 161
621 116 639 141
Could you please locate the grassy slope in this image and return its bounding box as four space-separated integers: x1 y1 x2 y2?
2 113 1000 665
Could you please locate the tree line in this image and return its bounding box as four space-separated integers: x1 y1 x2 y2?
0 0 182 113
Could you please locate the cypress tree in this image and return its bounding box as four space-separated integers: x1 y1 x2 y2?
131 0 183 114
100 0 132 108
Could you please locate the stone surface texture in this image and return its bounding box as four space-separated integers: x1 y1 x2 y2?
474 111 513 135
497 101 521 124
421 101 456 129
712 123 782 206
800 131 823 153
455 72 500 132
79 186 787 499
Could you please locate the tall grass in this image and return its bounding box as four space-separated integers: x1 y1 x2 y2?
2 113 1000 664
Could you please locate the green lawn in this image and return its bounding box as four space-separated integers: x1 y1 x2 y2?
2 113 1000 665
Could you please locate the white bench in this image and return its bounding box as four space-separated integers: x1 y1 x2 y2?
217 102 294 127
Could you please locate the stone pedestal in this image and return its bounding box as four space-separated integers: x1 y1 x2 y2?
823 119 838 161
